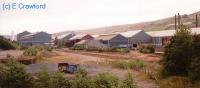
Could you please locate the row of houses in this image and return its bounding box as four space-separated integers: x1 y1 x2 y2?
17 27 200 49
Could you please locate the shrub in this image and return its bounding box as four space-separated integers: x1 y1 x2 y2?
0 59 33 88
139 44 155 53
119 72 137 88
0 36 19 50
34 66 51 88
23 47 38 56
70 45 84 50
93 72 119 88
71 67 93 88
50 71 71 88
112 60 145 70
159 76 191 88
75 67 88 78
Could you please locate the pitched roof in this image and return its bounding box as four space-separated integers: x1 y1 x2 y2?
56 33 75 39
96 33 119 40
147 27 200 37
147 30 175 37
120 30 143 38
21 32 49 39
69 34 87 40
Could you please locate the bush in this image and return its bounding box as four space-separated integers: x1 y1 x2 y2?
23 47 38 56
70 45 84 50
159 76 191 88
0 36 19 50
0 59 33 88
34 66 51 88
93 72 119 88
119 72 137 88
112 60 145 70
139 45 155 53
71 67 93 88
50 71 71 88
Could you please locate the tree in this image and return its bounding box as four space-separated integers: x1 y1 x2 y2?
188 35 200 81
161 25 193 77
0 59 33 88
0 36 18 50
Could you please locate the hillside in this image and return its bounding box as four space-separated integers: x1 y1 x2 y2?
55 11 200 35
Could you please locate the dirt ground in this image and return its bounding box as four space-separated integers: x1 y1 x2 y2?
0 50 23 59
41 49 160 88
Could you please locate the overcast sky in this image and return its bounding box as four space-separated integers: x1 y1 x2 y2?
0 0 200 35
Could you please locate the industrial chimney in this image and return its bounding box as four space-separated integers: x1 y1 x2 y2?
196 14 198 28
178 13 181 29
175 14 177 30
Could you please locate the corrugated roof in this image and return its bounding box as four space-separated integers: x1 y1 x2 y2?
56 33 75 39
96 33 119 40
147 30 175 37
147 28 200 37
69 34 87 40
20 32 40 39
120 30 143 38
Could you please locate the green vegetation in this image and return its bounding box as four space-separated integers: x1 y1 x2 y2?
0 60 138 88
23 47 38 56
0 59 33 88
160 25 200 86
93 72 119 88
0 36 19 50
70 45 85 50
71 45 130 53
111 60 145 70
23 45 53 56
119 72 137 88
139 44 155 54
161 25 193 77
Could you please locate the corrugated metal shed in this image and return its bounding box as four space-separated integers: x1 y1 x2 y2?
120 30 143 38
147 28 200 37
96 33 118 41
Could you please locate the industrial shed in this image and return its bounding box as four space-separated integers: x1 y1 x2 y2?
66 34 94 47
53 33 76 46
96 33 128 47
120 30 151 48
18 32 51 46
75 39 108 49
147 27 200 48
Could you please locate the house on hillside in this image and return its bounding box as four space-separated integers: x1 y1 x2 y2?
66 34 94 47
120 30 151 48
96 33 128 47
147 27 200 49
75 39 108 49
18 32 51 46
17 31 31 41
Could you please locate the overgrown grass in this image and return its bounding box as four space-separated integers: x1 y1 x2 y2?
111 60 145 70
